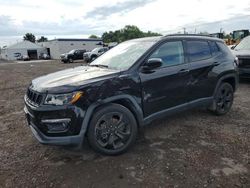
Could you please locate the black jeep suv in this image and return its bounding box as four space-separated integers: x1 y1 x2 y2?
24 35 238 155
60 49 86 63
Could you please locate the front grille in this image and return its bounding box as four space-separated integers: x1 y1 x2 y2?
239 58 250 68
26 88 43 106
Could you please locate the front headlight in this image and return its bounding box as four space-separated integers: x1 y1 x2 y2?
44 91 83 105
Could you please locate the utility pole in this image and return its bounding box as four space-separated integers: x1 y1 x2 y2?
183 27 186 34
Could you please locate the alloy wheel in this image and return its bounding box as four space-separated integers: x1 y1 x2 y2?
94 112 131 151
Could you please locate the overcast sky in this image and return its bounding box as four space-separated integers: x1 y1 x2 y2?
0 0 250 46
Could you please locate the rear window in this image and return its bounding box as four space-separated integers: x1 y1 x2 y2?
186 41 212 62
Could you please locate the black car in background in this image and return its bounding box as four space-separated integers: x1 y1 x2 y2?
60 49 86 63
24 35 238 155
232 36 250 78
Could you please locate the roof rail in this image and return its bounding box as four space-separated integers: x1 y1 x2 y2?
165 34 212 37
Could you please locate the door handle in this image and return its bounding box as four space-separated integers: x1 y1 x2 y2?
178 69 189 74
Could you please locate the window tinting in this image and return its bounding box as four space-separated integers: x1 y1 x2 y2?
150 41 184 67
209 41 220 55
187 41 211 62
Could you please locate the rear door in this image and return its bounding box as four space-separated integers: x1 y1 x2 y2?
185 40 218 101
139 40 191 117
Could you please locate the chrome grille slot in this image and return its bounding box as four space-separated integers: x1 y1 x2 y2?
239 58 250 68
26 88 43 106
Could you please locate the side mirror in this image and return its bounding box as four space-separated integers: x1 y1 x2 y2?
142 58 162 71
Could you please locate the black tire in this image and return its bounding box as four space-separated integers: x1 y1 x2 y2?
69 58 73 63
87 103 138 155
211 82 234 115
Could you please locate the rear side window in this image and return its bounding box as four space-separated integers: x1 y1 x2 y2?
150 41 184 67
186 41 211 62
209 41 220 56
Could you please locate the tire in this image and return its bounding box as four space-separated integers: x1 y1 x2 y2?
87 103 138 155
69 58 73 63
211 82 234 115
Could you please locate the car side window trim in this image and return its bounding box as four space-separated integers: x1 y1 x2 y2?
185 40 213 63
146 40 186 69
208 41 222 57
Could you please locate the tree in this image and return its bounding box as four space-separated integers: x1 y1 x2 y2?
37 36 48 42
101 25 162 43
89 35 99 39
23 33 36 43
144 31 162 37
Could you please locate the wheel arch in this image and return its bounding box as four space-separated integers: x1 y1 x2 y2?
79 95 143 140
213 73 238 96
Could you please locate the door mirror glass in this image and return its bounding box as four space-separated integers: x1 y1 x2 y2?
143 58 163 70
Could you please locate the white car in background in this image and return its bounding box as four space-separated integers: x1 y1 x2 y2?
83 47 109 62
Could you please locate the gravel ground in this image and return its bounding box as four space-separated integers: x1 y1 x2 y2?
0 60 249 188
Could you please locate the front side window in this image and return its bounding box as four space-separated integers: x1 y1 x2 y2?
187 41 211 62
149 41 184 67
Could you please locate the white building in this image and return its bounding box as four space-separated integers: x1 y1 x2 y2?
39 38 103 59
0 40 47 60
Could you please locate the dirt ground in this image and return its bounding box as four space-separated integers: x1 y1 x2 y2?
0 60 249 188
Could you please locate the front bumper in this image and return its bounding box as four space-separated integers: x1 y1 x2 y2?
83 55 91 62
239 67 250 78
24 97 86 146
29 121 82 145
61 58 68 63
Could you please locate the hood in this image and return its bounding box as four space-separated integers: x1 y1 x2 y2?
232 49 250 58
31 66 119 93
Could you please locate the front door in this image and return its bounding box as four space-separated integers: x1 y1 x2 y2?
139 41 191 117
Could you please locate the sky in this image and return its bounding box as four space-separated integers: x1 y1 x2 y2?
0 0 250 46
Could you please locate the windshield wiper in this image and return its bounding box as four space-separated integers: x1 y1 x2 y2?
89 64 109 68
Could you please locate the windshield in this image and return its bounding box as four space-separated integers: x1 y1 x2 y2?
68 50 76 54
90 40 156 70
233 31 246 40
235 36 250 50
92 48 100 53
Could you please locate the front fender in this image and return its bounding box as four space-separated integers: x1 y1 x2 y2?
78 94 144 146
